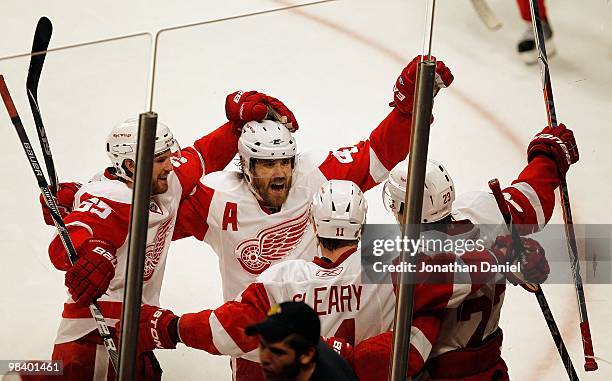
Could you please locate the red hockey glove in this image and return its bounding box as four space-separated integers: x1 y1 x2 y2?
493 235 550 285
136 305 179 351
65 238 117 307
527 123 578 176
324 336 354 365
390 55 454 115
225 90 299 132
39 182 81 225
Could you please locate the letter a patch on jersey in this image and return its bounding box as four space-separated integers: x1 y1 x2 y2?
222 202 238 231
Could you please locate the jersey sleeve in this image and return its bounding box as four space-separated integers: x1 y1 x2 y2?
174 121 239 199
412 249 500 312
177 282 271 356
172 181 216 241
48 193 130 270
353 312 441 380
502 155 561 233
318 108 412 191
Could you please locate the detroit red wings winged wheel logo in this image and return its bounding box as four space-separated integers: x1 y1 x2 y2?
144 218 173 281
236 209 310 274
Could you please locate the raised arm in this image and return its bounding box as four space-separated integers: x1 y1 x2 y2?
173 90 300 198
318 56 453 192
503 123 578 232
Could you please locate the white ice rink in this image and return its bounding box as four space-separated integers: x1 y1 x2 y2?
1 0 611 380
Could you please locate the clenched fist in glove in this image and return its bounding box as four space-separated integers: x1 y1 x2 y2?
65 238 117 307
527 123 578 175
390 55 454 115
225 90 299 132
39 182 81 225
129 305 179 352
493 235 550 285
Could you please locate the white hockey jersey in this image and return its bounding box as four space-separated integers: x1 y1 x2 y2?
47 122 240 344
176 247 395 380
174 109 413 301
430 155 561 357
351 155 564 380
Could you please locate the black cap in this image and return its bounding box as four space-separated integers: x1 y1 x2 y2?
245 301 320 346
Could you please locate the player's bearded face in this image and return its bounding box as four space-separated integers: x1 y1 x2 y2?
151 151 173 195
251 158 294 208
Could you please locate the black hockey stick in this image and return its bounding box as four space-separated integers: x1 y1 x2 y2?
489 178 579 381
27 17 59 195
528 0 598 371
0 75 119 371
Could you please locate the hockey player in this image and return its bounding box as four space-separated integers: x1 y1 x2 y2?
35 92 297 381
515 0 555 64
128 180 544 381
126 180 394 381
172 55 454 303
355 123 578 380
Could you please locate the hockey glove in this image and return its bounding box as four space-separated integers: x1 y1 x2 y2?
390 55 454 115
65 238 117 307
527 123 578 176
136 305 179 351
225 90 299 132
39 182 81 225
493 235 550 285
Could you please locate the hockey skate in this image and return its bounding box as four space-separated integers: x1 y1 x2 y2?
517 20 556 64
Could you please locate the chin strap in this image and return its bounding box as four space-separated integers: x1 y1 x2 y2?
243 170 265 203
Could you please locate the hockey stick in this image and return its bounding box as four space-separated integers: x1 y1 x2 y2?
27 17 59 194
528 0 598 371
470 0 502 30
488 178 579 381
0 75 119 371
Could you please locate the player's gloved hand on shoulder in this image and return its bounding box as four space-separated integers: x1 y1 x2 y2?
39 182 81 225
492 235 550 285
133 305 180 352
527 123 578 175
390 55 454 115
324 336 354 365
225 90 299 132
65 238 117 307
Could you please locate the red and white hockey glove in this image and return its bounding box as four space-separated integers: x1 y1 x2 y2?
65 238 117 307
136 305 179 351
390 55 454 115
493 235 550 285
225 90 299 132
324 336 354 366
39 182 81 225
527 123 578 176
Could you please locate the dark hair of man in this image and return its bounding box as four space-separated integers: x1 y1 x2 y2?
284 334 318 364
318 237 359 251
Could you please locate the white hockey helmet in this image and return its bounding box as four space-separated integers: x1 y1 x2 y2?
310 180 368 240
238 120 297 182
105 118 179 181
382 159 455 223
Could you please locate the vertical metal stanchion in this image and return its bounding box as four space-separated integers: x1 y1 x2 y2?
117 112 158 381
388 60 436 381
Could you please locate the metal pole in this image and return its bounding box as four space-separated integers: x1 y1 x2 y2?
117 112 158 381
389 60 436 381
